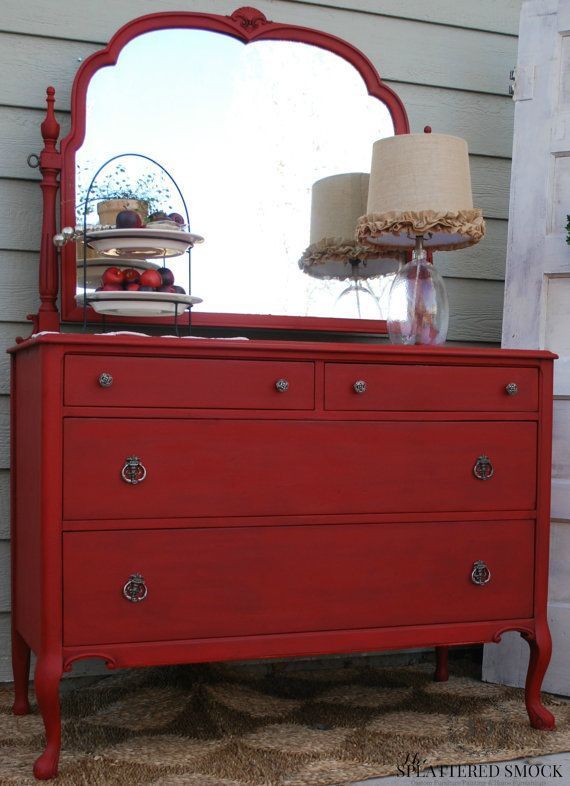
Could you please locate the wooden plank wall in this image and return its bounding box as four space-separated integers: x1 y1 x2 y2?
0 0 520 680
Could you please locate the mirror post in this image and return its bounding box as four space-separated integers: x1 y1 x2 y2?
36 87 62 333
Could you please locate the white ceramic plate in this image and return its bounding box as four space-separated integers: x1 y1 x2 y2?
76 257 160 272
85 228 204 259
77 291 203 317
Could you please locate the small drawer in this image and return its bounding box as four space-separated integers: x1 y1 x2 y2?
63 418 537 520
64 355 315 410
63 520 534 646
325 363 539 411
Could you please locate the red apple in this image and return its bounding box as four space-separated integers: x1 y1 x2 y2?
139 269 162 289
158 285 176 293
123 268 140 285
159 268 175 287
100 283 122 291
101 267 124 286
116 210 142 229
168 212 185 226
126 283 141 291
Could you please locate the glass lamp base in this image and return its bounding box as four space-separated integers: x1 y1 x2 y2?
387 251 449 345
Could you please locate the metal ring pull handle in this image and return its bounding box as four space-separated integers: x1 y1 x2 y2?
505 382 518 396
353 380 367 394
275 379 289 393
123 573 148 602
121 456 147 485
471 560 491 586
473 454 494 480
99 372 113 387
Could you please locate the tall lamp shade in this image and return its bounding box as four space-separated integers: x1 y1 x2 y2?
299 173 400 280
356 133 485 250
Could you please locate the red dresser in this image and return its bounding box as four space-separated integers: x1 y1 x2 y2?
9 334 556 779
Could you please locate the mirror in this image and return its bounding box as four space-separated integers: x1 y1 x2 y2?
62 10 408 330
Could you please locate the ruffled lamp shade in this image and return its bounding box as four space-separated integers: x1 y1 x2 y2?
356 133 485 250
299 173 400 280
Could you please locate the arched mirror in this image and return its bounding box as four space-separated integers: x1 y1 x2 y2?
59 7 409 333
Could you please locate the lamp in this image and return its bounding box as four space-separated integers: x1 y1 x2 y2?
299 173 401 320
356 130 485 344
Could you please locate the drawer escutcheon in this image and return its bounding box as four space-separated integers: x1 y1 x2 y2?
121 456 147 485
471 560 491 586
123 573 148 602
473 454 494 481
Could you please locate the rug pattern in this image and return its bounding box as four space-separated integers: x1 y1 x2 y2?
0 660 569 786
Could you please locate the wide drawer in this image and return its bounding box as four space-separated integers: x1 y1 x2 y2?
62 419 537 519
64 355 315 410
62 520 535 646
325 363 539 411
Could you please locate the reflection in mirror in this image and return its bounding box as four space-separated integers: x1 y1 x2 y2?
299 172 400 320
76 29 395 319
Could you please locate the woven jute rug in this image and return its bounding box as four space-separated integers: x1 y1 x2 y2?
1 658 569 786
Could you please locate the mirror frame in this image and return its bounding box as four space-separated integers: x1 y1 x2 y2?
53 6 409 333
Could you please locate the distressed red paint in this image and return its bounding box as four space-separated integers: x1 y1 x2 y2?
9 335 556 779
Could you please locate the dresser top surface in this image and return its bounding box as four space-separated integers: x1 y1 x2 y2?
8 332 557 364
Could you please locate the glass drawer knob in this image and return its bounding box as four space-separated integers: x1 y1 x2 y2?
98 372 113 387
121 456 147 485
275 379 289 392
505 382 518 396
473 455 494 480
123 573 148 602
353 380 367 394
471 560 491 586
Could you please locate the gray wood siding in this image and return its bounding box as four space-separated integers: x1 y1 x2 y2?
0 0 522 37
0 0 520 680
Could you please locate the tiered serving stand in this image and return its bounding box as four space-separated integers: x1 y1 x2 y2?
70 153 204 334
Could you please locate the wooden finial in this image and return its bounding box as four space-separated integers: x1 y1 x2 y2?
423 125 432 134
41 87 60 151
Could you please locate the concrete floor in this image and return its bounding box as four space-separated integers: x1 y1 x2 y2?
351 751 570 785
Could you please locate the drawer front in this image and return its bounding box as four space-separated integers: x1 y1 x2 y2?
325 363 539 411
64 355 315 410
63 419 537 520
63 521 534 646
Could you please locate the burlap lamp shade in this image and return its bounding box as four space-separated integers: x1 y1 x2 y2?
299 173 400 280
356 133 485 251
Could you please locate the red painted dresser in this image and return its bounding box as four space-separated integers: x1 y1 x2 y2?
9 333 556 778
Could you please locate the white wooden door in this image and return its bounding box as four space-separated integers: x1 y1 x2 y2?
483 0 570 695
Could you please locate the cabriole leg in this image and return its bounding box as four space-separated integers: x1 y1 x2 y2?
11 628 31 715
434 645 449 682
33 655 63 780
523 623 555 730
